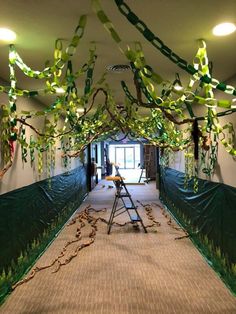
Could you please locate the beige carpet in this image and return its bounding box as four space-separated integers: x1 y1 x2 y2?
1 182 236 314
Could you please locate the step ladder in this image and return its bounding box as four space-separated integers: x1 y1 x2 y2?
138 164 148 183
106 166 147 234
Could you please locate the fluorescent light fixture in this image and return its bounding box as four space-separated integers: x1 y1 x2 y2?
212 22 236 36
55 87 66 94
0 28 16 41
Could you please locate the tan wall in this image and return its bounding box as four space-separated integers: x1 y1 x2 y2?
168 75 236 188
0 80 81 195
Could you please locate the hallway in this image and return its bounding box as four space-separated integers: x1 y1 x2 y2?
1 182 236 313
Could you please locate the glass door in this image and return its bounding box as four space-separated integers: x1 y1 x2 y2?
115 147 125 168
115 146 135 169
125 147 135 169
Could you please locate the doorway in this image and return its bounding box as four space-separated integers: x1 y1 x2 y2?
108 143 143 182
109 144 140 169
115 146 135 169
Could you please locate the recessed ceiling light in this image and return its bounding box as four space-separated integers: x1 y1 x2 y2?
212 22 236 36
174 85 183 91
173 73 183 91
0 28 16 41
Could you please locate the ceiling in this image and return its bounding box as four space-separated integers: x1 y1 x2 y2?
0 0 236 107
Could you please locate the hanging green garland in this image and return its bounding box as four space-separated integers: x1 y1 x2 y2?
0 0 235 191
113 0 236 96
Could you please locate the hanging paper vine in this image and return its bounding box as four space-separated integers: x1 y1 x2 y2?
0 0 235 194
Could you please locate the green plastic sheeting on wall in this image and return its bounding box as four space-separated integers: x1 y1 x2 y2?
0 166 87 303
160 167 236 294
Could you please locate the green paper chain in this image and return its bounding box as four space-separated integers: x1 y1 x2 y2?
113 0 236 96
19 127 28 163
0 0 235 184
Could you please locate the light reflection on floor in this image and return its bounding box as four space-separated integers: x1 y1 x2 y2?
113 168 147 184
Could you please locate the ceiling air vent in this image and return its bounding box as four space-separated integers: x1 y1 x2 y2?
107 64 131 73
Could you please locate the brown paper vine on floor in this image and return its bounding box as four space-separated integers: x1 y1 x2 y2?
12 204 100 290
151 202 189 240
12 202 161 290
136 200 161 228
